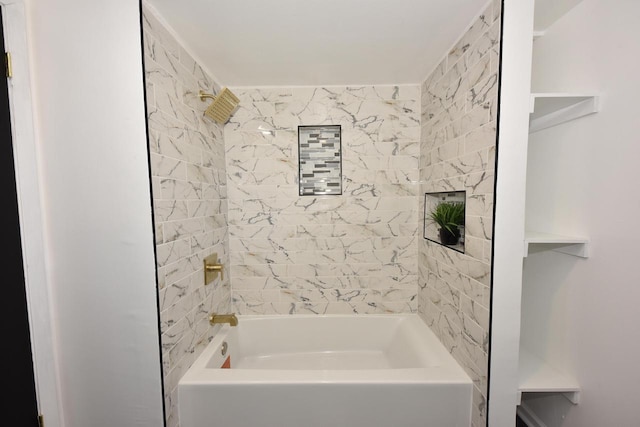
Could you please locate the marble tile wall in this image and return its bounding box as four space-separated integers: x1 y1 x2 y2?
418 2 501 427
142 5 231 427
225 86 421 315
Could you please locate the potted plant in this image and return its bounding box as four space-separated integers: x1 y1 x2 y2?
429 201 464 245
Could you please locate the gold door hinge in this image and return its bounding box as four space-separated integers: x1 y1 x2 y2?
38 414 44 427
5 52 12 78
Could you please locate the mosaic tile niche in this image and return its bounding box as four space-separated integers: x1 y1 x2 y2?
298 125 342 196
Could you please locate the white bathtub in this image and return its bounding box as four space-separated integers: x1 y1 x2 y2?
178 314 472 427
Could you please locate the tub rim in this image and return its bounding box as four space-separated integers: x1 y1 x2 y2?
179 313 472 386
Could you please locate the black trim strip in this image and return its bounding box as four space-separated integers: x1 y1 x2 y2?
486 1 506 426
137 2 167 425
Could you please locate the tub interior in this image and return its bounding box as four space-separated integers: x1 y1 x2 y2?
237 349 392 370
205 315 443 370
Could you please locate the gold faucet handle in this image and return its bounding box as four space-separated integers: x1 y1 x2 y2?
203 253 224 284
205 263 224 280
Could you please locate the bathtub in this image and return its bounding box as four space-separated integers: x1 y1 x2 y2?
178 314 472 427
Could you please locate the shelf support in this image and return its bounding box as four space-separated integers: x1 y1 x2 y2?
524 241 589 258
563 391 580 405
518 390 580 405
553 242 589 258
529 94 599 133
523 232 589 258
532 30 546 40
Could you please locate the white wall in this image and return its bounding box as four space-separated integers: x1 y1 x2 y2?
25 0 164 426
521 0 640 425
489 0 534 425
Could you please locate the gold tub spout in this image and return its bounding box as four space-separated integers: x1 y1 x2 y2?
209 313 238 327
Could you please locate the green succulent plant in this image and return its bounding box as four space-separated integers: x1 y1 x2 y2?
429 201 464 235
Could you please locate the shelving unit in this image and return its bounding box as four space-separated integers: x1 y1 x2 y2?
518 348 580 404
491 1 601 424
524 231 589 258
515 0 593 413
529 93 599 133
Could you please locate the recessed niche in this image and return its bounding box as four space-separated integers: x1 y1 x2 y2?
298 125 342 196
424 191 466 253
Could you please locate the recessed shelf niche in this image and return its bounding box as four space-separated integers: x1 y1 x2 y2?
424 191 466 254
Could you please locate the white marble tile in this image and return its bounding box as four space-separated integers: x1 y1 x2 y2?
443 149 489 178
466 215 493 240
461 103 491 135
145 57 182 103
472 386 487 427
461 293 490 331
154 200 189 222
157 133 203 167
464 236 485 262
492 0 502 21
447 6 492 69
467 72 498 112
225 85 420 314
464 170 495 195
156 238 191 268
147 107 187 141
464 122 497 154
453 342 488 395
142 10 181 60
467 20 501 70
482 240 492 265
418 8 500 416
144 11 232 427
465 55 492 94
162 217 204 243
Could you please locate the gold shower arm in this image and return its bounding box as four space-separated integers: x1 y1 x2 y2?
198 87 240 125
199 90 217 101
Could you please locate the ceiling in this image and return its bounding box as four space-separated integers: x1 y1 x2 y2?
146 0 490 87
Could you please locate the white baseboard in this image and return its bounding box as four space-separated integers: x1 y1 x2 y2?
517 402 548 427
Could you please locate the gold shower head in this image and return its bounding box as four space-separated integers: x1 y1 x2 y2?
199 88 240 125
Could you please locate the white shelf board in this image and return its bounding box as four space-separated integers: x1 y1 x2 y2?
524 231 589 258
518 347 580 404
529 93 599 133
532 30 546 40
